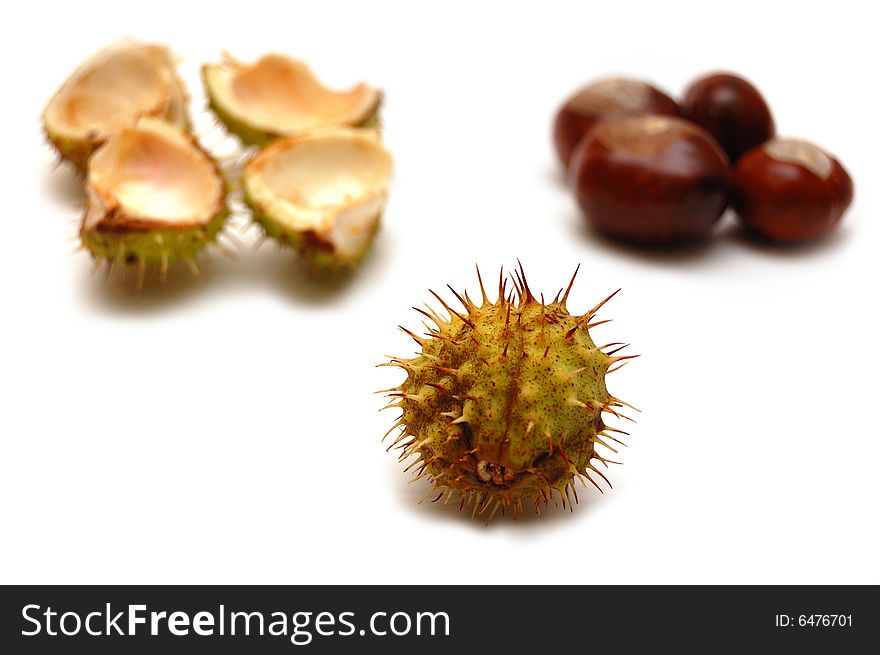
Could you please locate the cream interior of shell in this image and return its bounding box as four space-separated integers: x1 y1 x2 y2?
246 131 392 256
205 55 379 135
44 41 184 141
84 119 222 230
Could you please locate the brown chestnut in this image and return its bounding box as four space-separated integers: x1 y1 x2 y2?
682 72 775 162
571 115 730 246
553 78 680 170
732 138 853 243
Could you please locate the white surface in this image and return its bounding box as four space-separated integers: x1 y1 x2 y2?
1 0 878 585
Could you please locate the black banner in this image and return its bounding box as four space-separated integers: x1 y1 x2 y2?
1 585 875 653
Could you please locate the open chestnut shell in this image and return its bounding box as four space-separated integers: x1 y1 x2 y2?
571 115 730 246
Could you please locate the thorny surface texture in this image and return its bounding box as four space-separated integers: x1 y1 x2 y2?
381 264 638 520
69 104 255 288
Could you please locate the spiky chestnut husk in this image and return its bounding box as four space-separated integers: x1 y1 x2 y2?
81 209 229 280
43 40 192 171
205 90 382 148
242 129 392 273
48 82 193 172
79 119 230 284
244 196 382 272
201 54 382 147
381 264 637 519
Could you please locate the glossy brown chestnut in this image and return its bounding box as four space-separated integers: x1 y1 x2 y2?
571 115 730 246
682 72 775 162
732 138 853 243
553 78 680 170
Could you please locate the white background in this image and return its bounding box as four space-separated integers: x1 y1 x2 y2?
1 0 878 584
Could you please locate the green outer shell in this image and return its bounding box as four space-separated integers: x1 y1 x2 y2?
202 67 382 147
81 207 228 266
390 280 621 512
243 187 380 272
46 107 193 173
46 132 98 172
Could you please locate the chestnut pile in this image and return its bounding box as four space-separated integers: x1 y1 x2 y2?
553 74 853 246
